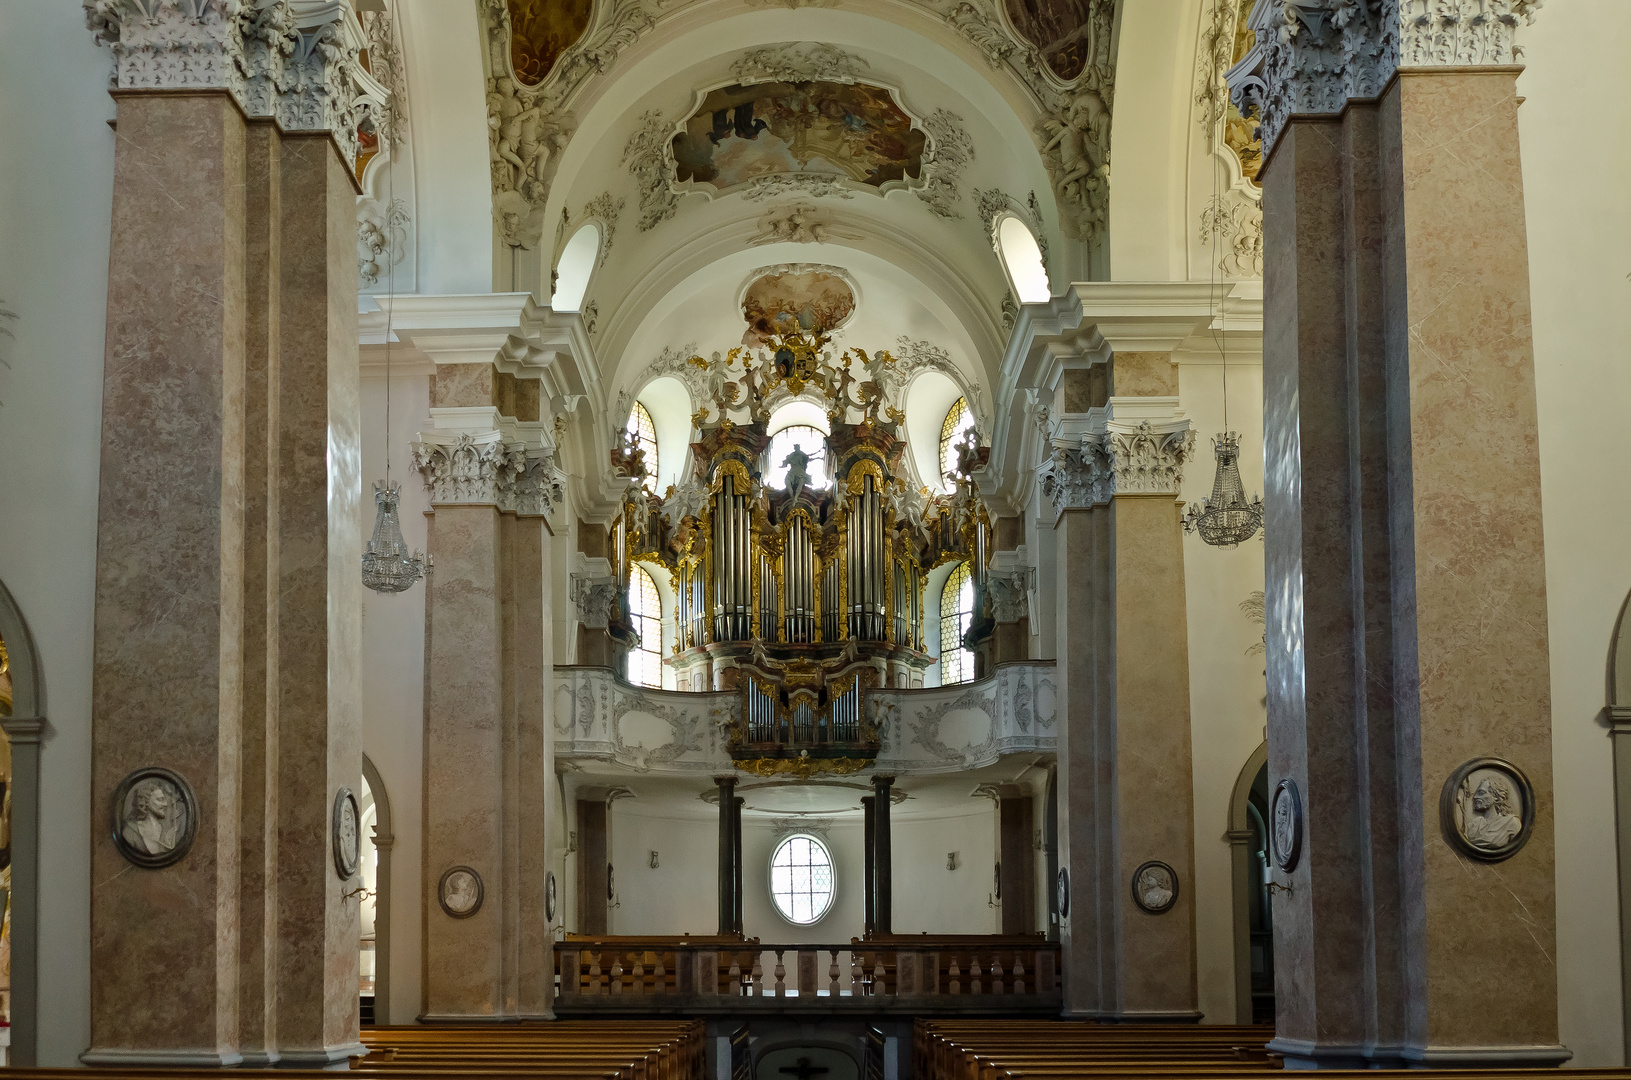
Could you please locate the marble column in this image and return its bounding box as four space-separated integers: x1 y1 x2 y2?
86 88 249 1066
998 792 1036 935
272 127 365 1068
416 365 559 1019
715 776 737 934
873 775 894 934
1232 5 1563 1065
577 799 609 935
1045 359 1198 1020
862 795 876 936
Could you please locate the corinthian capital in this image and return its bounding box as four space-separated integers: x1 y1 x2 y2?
1042 439 1110 514
413 432 525 507
1103 421 1194 497
1227 0 1541 153
85 0 388 170
570 574 618 630
85 0 248 95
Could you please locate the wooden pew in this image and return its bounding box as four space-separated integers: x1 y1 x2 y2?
355 1019 706 1080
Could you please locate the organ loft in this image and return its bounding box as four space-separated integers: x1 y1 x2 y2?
0 0 1625 1077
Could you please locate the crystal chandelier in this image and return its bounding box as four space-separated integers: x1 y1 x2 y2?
1182 432 1263 547
361 151 424 595
362 480 425 593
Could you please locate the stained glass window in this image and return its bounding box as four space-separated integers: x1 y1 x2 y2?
628 564 663 688
770 834 835 925
940 560 974 685
625 402 658 490
938 396 975 493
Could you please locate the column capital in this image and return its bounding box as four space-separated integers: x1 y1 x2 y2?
1100 419 1195 498
570 571 618 630
84 0 388 172
413 431 564 520
1227 0 1541 154
987 567 1035 625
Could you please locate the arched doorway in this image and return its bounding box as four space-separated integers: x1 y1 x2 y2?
1227 743 1274 1024
0 578 42 1065
360 755 394 1026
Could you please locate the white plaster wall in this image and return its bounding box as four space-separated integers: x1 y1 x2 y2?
0 3 115 1063
358 372 431 1023
607 807 724 936
1518 2 1631 1065
1106 0 1198 281
892 807 1001 934
1176 357 1267 1025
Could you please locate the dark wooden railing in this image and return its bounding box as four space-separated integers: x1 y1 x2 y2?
554 936 1060 1016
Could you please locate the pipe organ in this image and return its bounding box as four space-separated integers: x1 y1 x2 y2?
616 331 990 776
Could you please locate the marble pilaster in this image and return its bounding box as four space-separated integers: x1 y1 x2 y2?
237 118 282 1067
1046 357 1199 1021
272 130 363 1066
417 359 556 1020
1256 64 1562 1065
86 90 248 1067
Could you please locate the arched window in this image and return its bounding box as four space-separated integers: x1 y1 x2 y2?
769 834 835 924
625 401 658 490
552 222 600 312
997 216 1051 303
764 425 829 491
940 561 974 685
938 396 975 492
627 564 663 688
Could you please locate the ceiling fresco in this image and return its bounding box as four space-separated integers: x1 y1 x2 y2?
741 266 858 342
672 80 927 193
506 0 592 88
1002 0 1106 83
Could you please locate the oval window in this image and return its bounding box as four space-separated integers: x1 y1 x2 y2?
769 834 835 924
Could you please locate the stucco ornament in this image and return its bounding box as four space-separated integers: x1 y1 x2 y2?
1227 0 1542 153
916 110 975 220
1103 422 1195 496
358 197 409 287
570 573 619 629
1199 192 1265 278
730 41 869 84
623 111 681 233
1042 440 1109 513
414 433 562 520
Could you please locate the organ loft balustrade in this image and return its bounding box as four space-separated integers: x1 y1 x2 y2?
603 328 995 777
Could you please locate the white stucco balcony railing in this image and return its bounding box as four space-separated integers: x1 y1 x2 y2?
553 661 1056 775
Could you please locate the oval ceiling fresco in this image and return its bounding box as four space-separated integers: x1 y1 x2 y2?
672 81 926 193
741 267 857 340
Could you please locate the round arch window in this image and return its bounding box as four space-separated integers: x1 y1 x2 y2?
769 834 835 924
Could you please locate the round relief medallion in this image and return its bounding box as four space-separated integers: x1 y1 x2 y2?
545 870 558 923
1055 866 1071 920
332 787 361 880
439 865 484 918
1131 860 1179 914
111 767 198 869
1271 778 1303 873
1440 757 1534 862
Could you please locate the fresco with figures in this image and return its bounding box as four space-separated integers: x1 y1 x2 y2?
506 0 592 87
1003 0 1109 83
742 268 857 341
672 80 926 192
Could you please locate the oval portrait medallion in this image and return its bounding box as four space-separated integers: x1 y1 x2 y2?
1441 757 1535 862
1131 860 1179 915
1271 778 1303 873
1055 866 1070 920
545 870 558 923
439 865 484 918
332 787 361 880
111 767 198 869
